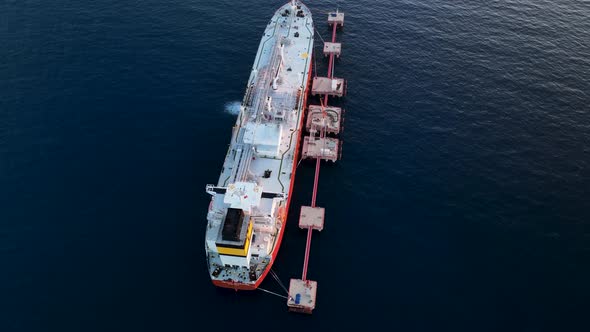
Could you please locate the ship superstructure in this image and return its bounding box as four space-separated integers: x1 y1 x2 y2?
205 1 314 290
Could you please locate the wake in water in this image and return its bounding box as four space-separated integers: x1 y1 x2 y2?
224 101 241 116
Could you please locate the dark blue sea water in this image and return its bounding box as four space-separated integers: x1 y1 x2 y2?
1 0 589 330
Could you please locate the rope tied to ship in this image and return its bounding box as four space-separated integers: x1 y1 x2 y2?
314 27 326 44
258 287 289 300
270 269 290 296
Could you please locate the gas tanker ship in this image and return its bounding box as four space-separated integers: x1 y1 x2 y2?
204 1 314 290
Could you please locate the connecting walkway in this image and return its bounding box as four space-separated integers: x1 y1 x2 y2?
287 9 346 315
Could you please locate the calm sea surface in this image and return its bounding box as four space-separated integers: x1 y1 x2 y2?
1 0 589 331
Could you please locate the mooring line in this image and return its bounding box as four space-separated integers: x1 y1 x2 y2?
258 287 288 300
270 269 290 295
